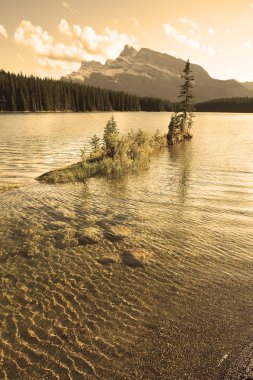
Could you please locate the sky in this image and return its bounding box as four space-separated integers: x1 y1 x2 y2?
1 0 253 82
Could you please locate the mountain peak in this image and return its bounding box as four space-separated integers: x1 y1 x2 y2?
119 45 138 58
63 46 253 102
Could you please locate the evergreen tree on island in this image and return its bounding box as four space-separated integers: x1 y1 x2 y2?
168 59 195 144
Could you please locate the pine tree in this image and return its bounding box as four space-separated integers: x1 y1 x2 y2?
90 134 101 154
0 95 7 111
103 116 119 157
167 59 195 144
18 88 28 111
178 59 195 131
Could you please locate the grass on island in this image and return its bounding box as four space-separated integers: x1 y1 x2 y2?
0 184 19 192
167 112 193 145
36 116 167 184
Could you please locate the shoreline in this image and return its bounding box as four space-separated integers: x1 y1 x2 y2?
221 340 253 380
1 110 253 114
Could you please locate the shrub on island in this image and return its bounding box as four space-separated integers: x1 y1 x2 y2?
37 116 167 183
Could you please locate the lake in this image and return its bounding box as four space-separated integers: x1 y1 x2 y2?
0 112 253 379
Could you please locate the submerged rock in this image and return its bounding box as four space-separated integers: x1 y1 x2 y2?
54 228 78 249
104 232 124 242
19 241 39 258
104 224 133 242
77 226 103 245
108 225 132 237
49 221 68 230
60 209 76 220
97 256 120 265
85 215 97 224
121 248 152 268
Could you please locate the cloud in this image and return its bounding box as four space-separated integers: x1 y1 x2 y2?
164 23 177 37
62 1 78 15
0 24 8 38
164 22 198 48
57 19 138 59
179 17 198 30
164 22 216 56
201 46 215 56
13 19 137 77
14 20 53 53
133 18 140 27
223 67 243 80
37 57 80 72
14 19 137 64
164 23 201 51
58 18 72 36
190 29 197 36
36 69 60 79
208 27 215 36
241 41 252 49
188 38 201 49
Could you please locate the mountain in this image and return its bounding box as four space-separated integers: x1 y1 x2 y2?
63 45 253 102
240 81 253 92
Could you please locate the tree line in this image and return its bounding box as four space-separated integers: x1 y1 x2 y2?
195 97 253 112
0 70 172 113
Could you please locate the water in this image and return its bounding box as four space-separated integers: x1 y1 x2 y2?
0 112 253 379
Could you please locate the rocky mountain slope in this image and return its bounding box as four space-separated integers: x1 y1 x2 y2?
63 45 253 102
240 81 253 92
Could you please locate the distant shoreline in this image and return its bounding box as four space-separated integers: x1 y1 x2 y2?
1 110 253 114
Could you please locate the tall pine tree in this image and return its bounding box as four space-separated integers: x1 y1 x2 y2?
168 59 195 143
178 59 195 132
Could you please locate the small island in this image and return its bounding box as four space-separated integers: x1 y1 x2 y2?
167 59 195 145
37 61 195 184
37 116 167 183
0 183 19 192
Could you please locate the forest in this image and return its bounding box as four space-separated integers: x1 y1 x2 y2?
0 70 172 113
2 69 253 113
195 97 253 112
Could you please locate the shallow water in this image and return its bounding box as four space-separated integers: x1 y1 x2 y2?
0 112 253 379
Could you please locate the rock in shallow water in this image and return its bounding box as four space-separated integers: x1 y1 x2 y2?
121 248 152 268
19 241 40 258
76 227 103 245
103 232 124 242
49 221 68 230
104 224 133 242
97 256 120 265
54 228 78 249
108 225 132 237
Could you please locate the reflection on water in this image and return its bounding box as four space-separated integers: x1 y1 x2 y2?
0 113 253 379
0 112 172 183
169 141 192 206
